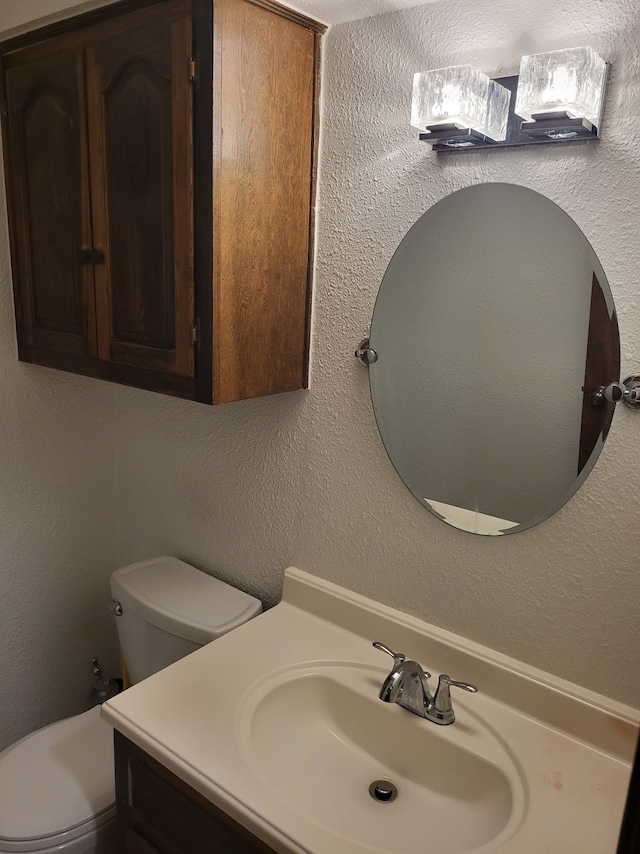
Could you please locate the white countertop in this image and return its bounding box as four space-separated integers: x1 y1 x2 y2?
102 567 639 854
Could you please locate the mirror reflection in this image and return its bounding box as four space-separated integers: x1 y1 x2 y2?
369 184 619 535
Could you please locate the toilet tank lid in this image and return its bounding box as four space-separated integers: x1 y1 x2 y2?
111 557 262 644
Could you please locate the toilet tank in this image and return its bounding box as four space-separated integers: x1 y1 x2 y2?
111 557 262 684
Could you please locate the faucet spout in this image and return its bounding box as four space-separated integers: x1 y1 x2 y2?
378 667 405 703
380 659 433 717
373 643 432 718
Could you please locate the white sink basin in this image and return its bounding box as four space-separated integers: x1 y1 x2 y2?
239 663 526 854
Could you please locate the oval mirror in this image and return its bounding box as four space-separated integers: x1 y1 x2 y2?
368 183 619 535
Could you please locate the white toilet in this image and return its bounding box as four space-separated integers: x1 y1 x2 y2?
0 557 262 854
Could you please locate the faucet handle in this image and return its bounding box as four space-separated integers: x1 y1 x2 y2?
372 642 432 679
439 675 478 693
372 641 405 663
431 674 478 724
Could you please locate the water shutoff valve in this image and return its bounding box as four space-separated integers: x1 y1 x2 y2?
90 658 121 706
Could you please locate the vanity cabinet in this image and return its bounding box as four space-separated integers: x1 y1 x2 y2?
0 0 323 403
114 732 277 853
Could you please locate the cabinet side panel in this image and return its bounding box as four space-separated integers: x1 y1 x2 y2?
214 0 316 403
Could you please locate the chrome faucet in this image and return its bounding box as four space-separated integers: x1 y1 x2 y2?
373 641 478 725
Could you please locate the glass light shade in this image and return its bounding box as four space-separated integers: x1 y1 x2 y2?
411 65 511 142
514 47 607 126
485 79 511 141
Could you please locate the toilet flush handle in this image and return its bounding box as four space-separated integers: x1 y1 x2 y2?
110 600 123 616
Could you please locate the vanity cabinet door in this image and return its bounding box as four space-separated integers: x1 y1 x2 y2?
2 40 95 362
127 829 163 854
85 2 195 379
115 732 276 853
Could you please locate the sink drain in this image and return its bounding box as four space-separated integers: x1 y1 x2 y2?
369 780 398 802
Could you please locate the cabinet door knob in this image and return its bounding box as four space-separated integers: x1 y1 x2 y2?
78 247 105 265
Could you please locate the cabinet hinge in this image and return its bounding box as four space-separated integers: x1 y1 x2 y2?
191 322 199 345
188 57 198 82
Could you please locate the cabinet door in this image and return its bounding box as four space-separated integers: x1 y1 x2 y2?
3 45 95 359
85 1 194 377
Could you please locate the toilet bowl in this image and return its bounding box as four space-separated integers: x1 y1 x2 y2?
0 557 262 853
0 707 115 854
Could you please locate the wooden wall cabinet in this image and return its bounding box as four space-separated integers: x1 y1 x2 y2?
1 0 324 404
115 732 276 853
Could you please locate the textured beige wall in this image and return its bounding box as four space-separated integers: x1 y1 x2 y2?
304 0 640 707
0 0 638 757
0 0 120 751
115 0 640 707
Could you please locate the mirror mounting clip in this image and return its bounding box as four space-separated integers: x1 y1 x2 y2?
592 375 640 410
355 338 378 366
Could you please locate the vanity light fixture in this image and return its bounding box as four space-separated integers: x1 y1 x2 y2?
413 47 608 152
411 65 511 147
515 47 607 140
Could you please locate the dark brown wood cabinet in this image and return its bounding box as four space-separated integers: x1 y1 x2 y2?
618 731 640 853
1 0 324 404
115 731 277 853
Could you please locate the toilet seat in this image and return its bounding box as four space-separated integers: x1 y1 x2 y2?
0 706 115 853
0 807 114 854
